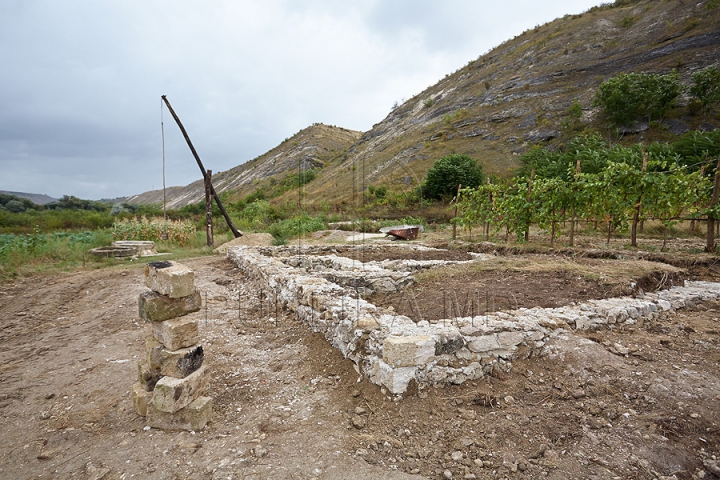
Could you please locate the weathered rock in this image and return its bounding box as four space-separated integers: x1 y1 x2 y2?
138 289 202 322
146 396 213 431
138 362 161 391
132 383 153 416
152 317 199 351
467 335 500 353
434 331 466 355
148 342 204 378
383 335 435 367
370 358 417 395
497 331 524 348
152 365 210 413
145 261 195 298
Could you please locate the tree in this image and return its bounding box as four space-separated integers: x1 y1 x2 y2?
423 154 484 200
593 71 682 127
690 65 720 116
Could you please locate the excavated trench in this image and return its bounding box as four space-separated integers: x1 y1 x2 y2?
228 243 716 396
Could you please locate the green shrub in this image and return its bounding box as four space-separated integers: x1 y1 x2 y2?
690 66 720 116
267 215 327 244
423 154 484 200
593 71 682 127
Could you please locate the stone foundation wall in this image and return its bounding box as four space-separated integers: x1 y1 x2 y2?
228 245 720 397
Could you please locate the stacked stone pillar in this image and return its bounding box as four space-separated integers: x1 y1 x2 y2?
132 261 213 431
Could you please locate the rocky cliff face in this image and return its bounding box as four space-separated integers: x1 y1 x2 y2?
304 0 720 205
129 0 720 208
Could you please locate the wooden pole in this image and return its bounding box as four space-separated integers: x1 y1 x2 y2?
453 184 462 240
569 159 581 247
205 170 214 247
706 156 720 253
631 145 648 247
161 95 242 238
524 169 535 242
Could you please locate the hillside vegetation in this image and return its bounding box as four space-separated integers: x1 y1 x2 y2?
128 0 720 212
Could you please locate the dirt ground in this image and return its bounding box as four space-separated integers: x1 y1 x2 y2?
1 243 719 479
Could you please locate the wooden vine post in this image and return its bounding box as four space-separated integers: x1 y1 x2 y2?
524 168 535 242
706 156 720 253
631 144 648 247
569 159 581 247
452 184 462 240
205 170 214 247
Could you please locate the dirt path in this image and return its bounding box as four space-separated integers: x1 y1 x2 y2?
0 253 719 479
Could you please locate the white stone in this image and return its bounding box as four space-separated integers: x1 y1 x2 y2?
467 335 500 353
383 335 435 367
370 358 417 395
497 331 524 348
145 261 195 298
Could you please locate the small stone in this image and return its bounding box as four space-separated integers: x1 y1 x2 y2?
571 389 586 399
178 441 200 454
352 415 367 429
351 389 361 398
137 362 161 391
132 383 153 416
355 406 367 415
254 446 268 458
613 343 630 355
451 451 464 461
443 470 453 479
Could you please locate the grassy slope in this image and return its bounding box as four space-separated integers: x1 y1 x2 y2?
299 0 720 206
129 0 720 211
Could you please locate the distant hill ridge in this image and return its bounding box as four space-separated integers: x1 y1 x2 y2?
0 191 57 205
128 0 720 208
125 123 361 208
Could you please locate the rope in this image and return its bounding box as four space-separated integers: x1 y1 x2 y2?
160 97 167 236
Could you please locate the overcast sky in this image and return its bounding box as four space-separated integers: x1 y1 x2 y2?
0 0 606 201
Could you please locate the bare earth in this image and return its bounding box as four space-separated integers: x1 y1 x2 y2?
1 246 719 479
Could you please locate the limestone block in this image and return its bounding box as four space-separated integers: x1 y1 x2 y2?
152 316 199 351
382 335 435 367
370 358 417 395
497 331 524 348
152 365 210 413
355 316 381 330
148 343 205 378
138 289 202 322
145 261 195 298
138 362 161 391
467 335 500 353
146 396 213 431
657 299 672 311
132 383 153 416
